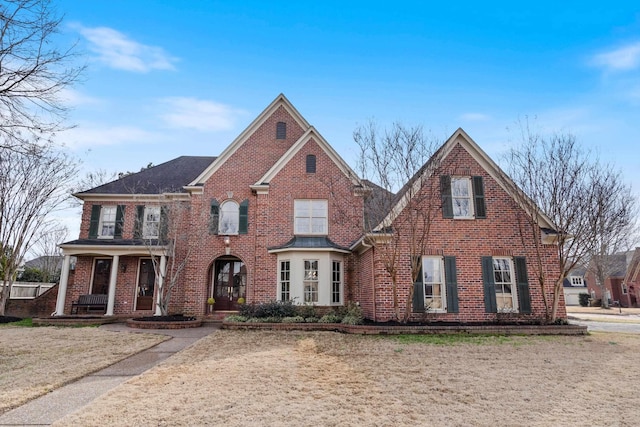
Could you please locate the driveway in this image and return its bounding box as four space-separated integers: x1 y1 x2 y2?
568 310 640 333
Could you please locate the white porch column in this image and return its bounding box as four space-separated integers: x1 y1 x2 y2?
155 255 166 316
54 255 72 316
106 255 119 316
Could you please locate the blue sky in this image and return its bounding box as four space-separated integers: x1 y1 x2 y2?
53 1 640 237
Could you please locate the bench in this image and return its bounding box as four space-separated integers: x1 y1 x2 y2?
71 294 108 314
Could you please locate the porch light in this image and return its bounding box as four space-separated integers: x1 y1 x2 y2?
224 236 231 255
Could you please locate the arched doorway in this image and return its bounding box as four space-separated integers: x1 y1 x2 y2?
209 257 246 311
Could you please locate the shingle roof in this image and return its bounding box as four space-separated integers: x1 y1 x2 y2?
362 179 395 229
267 236 350 252
77 156 216 195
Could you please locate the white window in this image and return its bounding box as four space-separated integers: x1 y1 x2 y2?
570 276 584 287
99 206 117 238
423 257 446 311
304 260 319 303
331 260 342 304
142 206 161 238
219 200 239 235
294 200 328 235
280 260 291 301
622 284 628 295
493 257 518 312
451 177 473 218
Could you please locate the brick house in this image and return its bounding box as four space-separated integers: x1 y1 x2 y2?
586 251 637 307
54 94 566 322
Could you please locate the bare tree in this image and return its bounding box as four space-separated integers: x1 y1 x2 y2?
0 0 84 151
0 144 78 315
504 122 636 321
354 121 442 322
586 167 637 308
31 225 67 282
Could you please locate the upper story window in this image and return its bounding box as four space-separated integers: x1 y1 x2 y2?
570 276 584 287
306 154 316 173
276 121 287 139
294 200 328 235
219 200 239 234
441 175 486 219
99 206 117 238
142 206 161 238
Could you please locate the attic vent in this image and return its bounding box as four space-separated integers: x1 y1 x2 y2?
276 122 286 139
306 154 316 173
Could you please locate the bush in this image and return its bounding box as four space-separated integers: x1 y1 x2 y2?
240 300 297 319
262 316 282 323
341 315 363 325
304 316 320 323
578 293 590 307
224 314 248 323
282 316 305 323
319 313 343 323
295 304 318 319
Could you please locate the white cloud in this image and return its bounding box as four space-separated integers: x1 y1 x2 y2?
57 88 103 107
458 112 491 122
74 24 178 72
159 97 246 132
58 124 160 149
592 42 640 72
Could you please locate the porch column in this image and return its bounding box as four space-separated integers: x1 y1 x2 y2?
106 255 119 316
54 255 72 316
155 255 166 316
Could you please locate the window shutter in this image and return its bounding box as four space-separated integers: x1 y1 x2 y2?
134 205 144 239
412 257 424 313
444 256 459 313
515 256 532 314
159 206 169 242
472 176 486 219
114 205 126 239
209 200 219 235
276 121 286 139
239 199 249 234
88 205 101 238
306 154 316 173
482 256 497 313
440 175 453 218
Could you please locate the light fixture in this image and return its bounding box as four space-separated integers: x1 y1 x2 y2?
224 236 231 255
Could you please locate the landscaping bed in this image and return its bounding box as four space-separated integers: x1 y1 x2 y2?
127 314 202 329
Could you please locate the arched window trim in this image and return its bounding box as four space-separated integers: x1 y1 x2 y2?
219 200 240 235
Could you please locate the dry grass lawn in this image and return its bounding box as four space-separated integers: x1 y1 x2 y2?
0 325 167 414
55 330 640 427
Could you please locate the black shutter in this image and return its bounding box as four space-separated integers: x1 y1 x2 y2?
209 200 219 235
114 205 125 239
159 206 169 242
88 205 101 238
472 176 486 219
239 199 249 234
441 175 453 218
306 154 316 173
134 205 144 239
515 257 532 314
482 256 497 313
412 257 424 313
445 256 459 313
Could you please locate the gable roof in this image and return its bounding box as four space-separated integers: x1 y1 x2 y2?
372 128 557 232
252 126 363 189
624 248 640 284
190 94 311 186
75 156 216 198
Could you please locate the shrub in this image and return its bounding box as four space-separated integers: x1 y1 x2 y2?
262 316 282 323
224 314 248 323
282 316 305 323
304 316 320 323
240 300 297 319
341 315 363 325
295 304 317 319
319 313 343 323
578 293 590 307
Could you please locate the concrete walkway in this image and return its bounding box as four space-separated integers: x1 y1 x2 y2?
0 322 220 426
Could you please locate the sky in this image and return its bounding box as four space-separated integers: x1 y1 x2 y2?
51 0 640 239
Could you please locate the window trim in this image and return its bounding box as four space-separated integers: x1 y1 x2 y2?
98 206 117 239
492 257 519 312
279 260 291 301
331 259 342 305
142 206 161 239
294 199 328 235
303 259 319 303
422 256 447 312
219 200 240 235
451 176 474 219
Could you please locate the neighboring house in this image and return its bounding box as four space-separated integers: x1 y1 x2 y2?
623 248 640 308
20 256 64 282
586 253 630 307
53 94 566 322
562 267 587 306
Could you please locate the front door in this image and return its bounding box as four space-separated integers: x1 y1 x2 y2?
91 259 111 295
136 259 156 310
210 258 246 311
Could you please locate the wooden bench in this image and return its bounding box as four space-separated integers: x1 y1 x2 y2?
71 294 108 314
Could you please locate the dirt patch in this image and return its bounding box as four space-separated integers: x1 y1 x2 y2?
0 326 168 414
55 330 640 426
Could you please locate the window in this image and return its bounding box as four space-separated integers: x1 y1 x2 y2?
306 154 316 173
331 261 342 304
99 206 117 238
622 284 628 295
441 175 486 219
423 257 445 311
280 261 291 301
294 200 328 235
304 260 318 303
276 121 286 139
142 206 161 238
219 200 239 234
451 177 473 218
570 276 584 287
493 258 518 311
